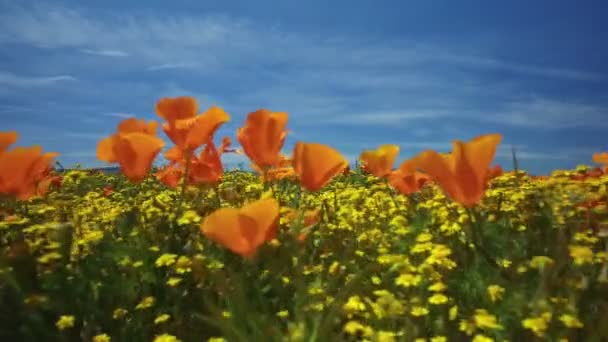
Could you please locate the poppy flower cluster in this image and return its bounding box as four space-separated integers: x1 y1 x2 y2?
411 134 504 207
96 118 165 183
87 97 600 257
0 131 60 200
359 134 503 208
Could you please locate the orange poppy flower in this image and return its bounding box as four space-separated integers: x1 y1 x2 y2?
485 164 503 183
237 109 288 168
0 146 59 200
34 175 62 198
98 133 165 183
359 144 400 178
155 96 199 122
284 207 321 242
156 97 230 152
21 150 59 199
220 136 240 154
388 159 431 195
292 142 348 192
160 136 235 186
284 208 321 228
97 118 160 162
201 198 280 257
0 131 18 155
117 118 158 135
164 145 185 164
251 154 296 182
189 140 224 185
593 152 608 165
413 133 502 207
156 164 183 188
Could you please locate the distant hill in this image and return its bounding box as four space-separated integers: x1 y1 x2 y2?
58 166 122 174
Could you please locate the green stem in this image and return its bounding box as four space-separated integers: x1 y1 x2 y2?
467 207 513 280
214 184 222 208
172 150 192 238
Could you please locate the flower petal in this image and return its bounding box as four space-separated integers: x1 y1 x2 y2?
97 135 117 163
184 106 231 151
0 131 18 154
114 133 165 182
592 152 608 165
293 142 347 192
117 118 158 135
201 208 252 256
155 96 198 122
238 198 280 246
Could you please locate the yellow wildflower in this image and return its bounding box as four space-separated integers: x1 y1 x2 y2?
428 293 448 305
522 312 552 337
473 309 503 330
154 314 171 324
395 273 421 287
343 320 373 337
112 308 128 319
449 305 458 320
410 306 429 317
56 315 75 330
155 253 178 267
559 314 583 328
153 334 181 342
487 285 505 302
166 277 182 287
135 296 155 310
92 334 111 342
472 334 494 342
569 245 594 265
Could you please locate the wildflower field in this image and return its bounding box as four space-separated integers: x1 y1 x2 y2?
2 97 608 342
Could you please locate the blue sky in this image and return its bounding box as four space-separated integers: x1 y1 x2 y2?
1 0 607 175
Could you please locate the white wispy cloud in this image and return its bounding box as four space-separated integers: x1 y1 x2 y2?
0 3 600 84
101 112 135 119
321 110 455 125
495 149 573 161
81 49 129 57
485 97 608 129
434 53 603 82
0 71 76 87
1 1 606 144
147 62 198 71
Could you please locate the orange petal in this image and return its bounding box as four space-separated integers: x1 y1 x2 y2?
0 146 43 197
458 134 502 184
359 144 400 178
184 106 231 151
237 109 289 168
0 131 18 154
117 118 158 135
155 96 198 122
388 166 429 196
293 142 347 192
414 149 461 201
164 145 185 164
189 140 223 184
156 164 183 188
453 134 501 206
27 152 59 182
238 198 280 246
451 140 481 205
592 152 608 165
97 135 117 163
113 133 165 182
201 208 253 256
